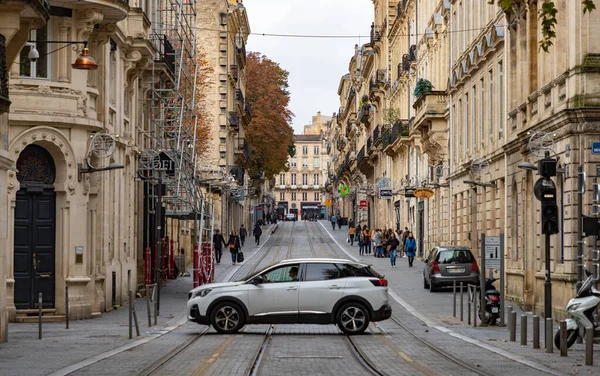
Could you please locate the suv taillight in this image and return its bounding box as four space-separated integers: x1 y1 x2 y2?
472 259 479 272
369 278 388 287
431 260 440 273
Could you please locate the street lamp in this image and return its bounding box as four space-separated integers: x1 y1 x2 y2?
25 40 98 70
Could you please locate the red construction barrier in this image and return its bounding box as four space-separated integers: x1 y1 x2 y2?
144 245 151 285
193 243 199 288
199 242 215 285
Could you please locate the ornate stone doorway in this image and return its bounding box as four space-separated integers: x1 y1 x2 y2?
13 145 56 309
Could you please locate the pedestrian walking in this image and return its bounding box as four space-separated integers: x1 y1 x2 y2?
253 223 263 245
395 229 404 258
239 224 247 247
373 229 383 258
348 225 356 246
362 225 372 255
330 214 337 230
226 230 241 265
404 232 417 267
212 229 226 264
388 233 400 267
337 216 342 230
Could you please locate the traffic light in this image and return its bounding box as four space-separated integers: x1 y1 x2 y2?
534 177 559 235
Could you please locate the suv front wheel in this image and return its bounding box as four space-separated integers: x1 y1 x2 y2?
210 301 245 334
337 302 370 335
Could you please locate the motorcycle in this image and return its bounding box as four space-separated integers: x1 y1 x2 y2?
478 277 501 325
554 268 600 349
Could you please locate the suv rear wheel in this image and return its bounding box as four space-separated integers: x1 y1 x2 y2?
337 302 369 335
210 301 245 334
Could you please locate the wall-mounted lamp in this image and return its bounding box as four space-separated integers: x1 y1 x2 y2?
463 179 497 189
517 161 538 171
78 159 124 182
26 40 98 70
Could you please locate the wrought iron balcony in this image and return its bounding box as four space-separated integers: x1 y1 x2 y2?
357 146 366 166
243 102 252 122
238 139 252 161
236 89 244 104
409 44 417 62
229 111 240 130
382 126 392 149
230 65 238 80
366 136 372 153
373 125 381 145
358 104 371 124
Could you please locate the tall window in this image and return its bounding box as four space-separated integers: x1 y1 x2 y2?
480 78 485 148
313 158 319 168
488 70 494 143
279 173 285 185
313 173 319 185
291 192 296 201
291 173 297 185
20 25 50 78
465 93 469 155
290 158 297 168
302 158 308 168
302 173 308 185
302 192 307 201
314 146 319 154
302 146 308 154
314 192 320 201
452 105 456 161
472 86 477 152
498 61 503 139
279 192 285 201
458 99 463 158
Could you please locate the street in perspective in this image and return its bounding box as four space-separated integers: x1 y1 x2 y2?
1 0 600 375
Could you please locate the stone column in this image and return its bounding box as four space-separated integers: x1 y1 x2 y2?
57 19 70 83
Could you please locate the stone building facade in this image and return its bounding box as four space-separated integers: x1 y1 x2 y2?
326 0 600 316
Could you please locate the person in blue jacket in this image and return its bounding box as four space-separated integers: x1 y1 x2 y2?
404 231 417 267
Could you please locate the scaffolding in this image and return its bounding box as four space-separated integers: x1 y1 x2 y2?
140 0 209 294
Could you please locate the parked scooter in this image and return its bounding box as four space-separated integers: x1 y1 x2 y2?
478 277 501 325
555 268 600 349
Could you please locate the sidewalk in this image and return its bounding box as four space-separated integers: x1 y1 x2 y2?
0 224 277 376
319 220 599 375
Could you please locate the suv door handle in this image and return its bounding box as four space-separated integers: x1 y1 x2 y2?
329 285 341 289
286 286 297 291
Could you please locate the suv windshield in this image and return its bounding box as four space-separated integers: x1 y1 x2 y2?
437 249 474 264
338 263 383 278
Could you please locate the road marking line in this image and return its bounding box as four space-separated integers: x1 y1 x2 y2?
192 335 235 376
318 221 564 376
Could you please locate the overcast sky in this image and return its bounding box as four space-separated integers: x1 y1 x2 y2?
244 0 373 134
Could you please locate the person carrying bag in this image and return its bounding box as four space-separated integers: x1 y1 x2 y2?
227 230 241 265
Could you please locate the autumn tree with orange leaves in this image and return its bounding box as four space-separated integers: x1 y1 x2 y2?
241 52 294 179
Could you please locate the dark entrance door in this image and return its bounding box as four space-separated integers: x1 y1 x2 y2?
13 145 56 309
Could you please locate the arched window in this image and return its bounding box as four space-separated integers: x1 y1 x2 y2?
16 144 56 185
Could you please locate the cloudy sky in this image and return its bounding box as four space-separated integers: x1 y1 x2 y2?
244 0 373 134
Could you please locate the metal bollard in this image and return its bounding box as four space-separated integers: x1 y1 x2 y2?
38 293 42 340
460 283 464 322
560 320 568 356
129 289 133 340
509 311 516 341
467 287 472 325
453 281 457 317
521 315 528 345
473 293 478 327
585 327 594 365
65 285 69 330
546 318 553 353
533 315 540 349
145 285 152 327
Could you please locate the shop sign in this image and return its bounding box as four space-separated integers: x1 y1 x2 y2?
325 199 332 207
339 186 350 197
359 200 368 209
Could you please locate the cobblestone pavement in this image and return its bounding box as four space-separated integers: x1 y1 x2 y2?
0 221 598 376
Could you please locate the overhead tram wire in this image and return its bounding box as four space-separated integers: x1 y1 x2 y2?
195 23 514 39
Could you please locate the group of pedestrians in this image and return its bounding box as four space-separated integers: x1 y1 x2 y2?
211 222 265 266
346 225 417 268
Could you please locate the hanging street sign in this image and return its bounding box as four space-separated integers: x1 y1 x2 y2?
359 199 368 209
325 199 332 207
339 186 350 197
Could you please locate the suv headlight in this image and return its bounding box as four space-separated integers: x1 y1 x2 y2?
193 288 212 299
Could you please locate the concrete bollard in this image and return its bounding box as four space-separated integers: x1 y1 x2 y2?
460 282 464 322
585 327 594 366
510 311 517 342
521 315 528 345
533 315 540 349
560 320 568 356
453 281 457 318
546 318 553 353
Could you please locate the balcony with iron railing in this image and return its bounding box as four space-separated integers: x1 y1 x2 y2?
0 35 9 114
413 90 447 133
357 146 366 166
236 89 244 104
55 0 128 22
382 126 392 150
242 102 252 123
373 125 382 146
366 136 372 154
358 104 371 125
229 111 240 130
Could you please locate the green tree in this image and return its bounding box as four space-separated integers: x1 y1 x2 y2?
241 52 295 180
490 0 595 52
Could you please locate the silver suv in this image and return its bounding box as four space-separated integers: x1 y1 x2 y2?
187 258 391 334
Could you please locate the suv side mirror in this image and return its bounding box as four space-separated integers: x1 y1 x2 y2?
251 276 264 284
